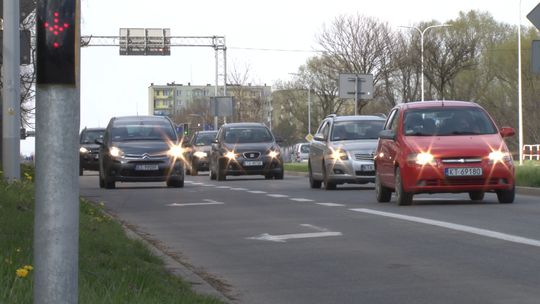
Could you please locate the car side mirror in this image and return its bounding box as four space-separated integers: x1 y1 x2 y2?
313 133 325 141
378 129 396 140
94 138 104 146
499 127 515 138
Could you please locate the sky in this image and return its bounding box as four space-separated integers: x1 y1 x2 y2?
20 0 540 154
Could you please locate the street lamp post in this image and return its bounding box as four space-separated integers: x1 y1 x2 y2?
399 24 451 101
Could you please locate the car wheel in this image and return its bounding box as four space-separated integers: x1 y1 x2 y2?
468 191 484 201
186 168 191 175
308 161 321 189
395 167 412 206
496 185 515 204
105 178 115 189
322 162 336 190
217 161 226 181
167 178 184 188
375 174 392 203
274 169 284 180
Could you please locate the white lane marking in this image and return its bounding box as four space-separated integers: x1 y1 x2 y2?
350 208 540 248
168 199 225 207
267 194 289 198
247 232 342 243
216 186 231 189
300 224 329 232
248 190 267 194
247 224 342 242
317 203 346 207
230 187 248 191
191 182 205 185
290 198 314 202
184 181 194 184
201 184 215 187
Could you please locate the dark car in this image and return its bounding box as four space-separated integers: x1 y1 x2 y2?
79 127 105 176
209 122 284 181
96 115 185 189
184 130 218 176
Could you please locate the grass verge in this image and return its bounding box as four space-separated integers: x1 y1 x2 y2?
0 166 225 304
284 162 308 173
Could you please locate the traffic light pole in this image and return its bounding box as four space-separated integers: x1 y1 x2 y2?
2 0 21 181
34 1 80 303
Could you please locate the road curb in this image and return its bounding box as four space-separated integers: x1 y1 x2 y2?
517 186 540 197
119 222 232 303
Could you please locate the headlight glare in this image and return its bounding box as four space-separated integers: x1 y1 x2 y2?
330 148 348 160
408 152 434 165
79 147 89 153
268 150 279 158
489 151 510 163
168 145 184 157
109 146 123 158
194 151 207 158
225 151 236 160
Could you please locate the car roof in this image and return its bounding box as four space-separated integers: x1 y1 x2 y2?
195 130 218 134
397 100 482 110
332 115 386 122
221 122 267 128
82 127 105 131
112 115 170 121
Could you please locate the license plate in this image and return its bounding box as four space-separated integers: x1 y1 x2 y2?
94 154 99 160
361 164 374 171
135 164 159 171
244 160 263 166
445 167 483 177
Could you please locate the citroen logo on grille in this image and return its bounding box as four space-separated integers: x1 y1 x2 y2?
142 153 150 159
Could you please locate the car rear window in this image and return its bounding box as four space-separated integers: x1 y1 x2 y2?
403 107 497 136
194 132 217 146
81 130 104 143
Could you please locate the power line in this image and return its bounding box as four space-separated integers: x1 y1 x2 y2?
228 46 323 53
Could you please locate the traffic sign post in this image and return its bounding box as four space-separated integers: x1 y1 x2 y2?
34 0 80 303
338 73 374 115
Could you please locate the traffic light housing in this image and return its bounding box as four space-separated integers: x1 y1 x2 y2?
183 123 189 136
36 0 77 84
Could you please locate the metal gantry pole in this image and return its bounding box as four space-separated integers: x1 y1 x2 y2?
518 0 524 165
2 0 21 181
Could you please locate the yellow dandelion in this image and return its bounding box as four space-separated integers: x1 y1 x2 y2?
16 248 21 253
23 265 33 271
99 202 105 207
16 268 29 278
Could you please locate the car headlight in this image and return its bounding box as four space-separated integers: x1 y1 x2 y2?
329 148 348 160
168 145 184 158
268 150 280 158
225 151 237 160
79 147 89 153
408 152 435 165
489 151 511 164
109 146 124 158
194 151 207 158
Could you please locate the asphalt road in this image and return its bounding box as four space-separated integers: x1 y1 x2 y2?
80 171 540 304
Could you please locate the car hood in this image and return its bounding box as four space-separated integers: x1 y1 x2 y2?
224 142 276 153
113 140 171 156
331 139 378 152
403 134 508 157
81 143 100 150
192 145 212 153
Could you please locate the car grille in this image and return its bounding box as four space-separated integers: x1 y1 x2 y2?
355 170 375 176
441 157 483 164
355 153 374 161
124 153 168 160
243 152 261 159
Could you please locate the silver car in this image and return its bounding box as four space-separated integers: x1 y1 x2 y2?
308 114 385 190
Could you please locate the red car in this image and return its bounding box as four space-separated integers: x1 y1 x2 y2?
374 101 516 205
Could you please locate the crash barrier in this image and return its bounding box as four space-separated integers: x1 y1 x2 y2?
522 144 540 160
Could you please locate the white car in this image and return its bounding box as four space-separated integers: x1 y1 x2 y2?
308 114 385 190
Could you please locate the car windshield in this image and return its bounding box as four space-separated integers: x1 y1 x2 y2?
111 120 176 142
194 132 217 146
403 107 497 136
224 127 273 143
300 144 310 153
81 130 104 143
331 120 384 141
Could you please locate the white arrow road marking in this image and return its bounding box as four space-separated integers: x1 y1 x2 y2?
248 190 267 194
267 194 289 198
317 202 345 207
167 199 225 207
350 208 540 248
290 198 314 202
247 224 342 243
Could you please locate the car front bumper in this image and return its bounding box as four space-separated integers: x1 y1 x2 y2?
80 152 100 170
106 158 184 182
325 158 375 184
401 162 514 193
220 156 283 176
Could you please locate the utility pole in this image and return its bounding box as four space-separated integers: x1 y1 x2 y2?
2 0 21 181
